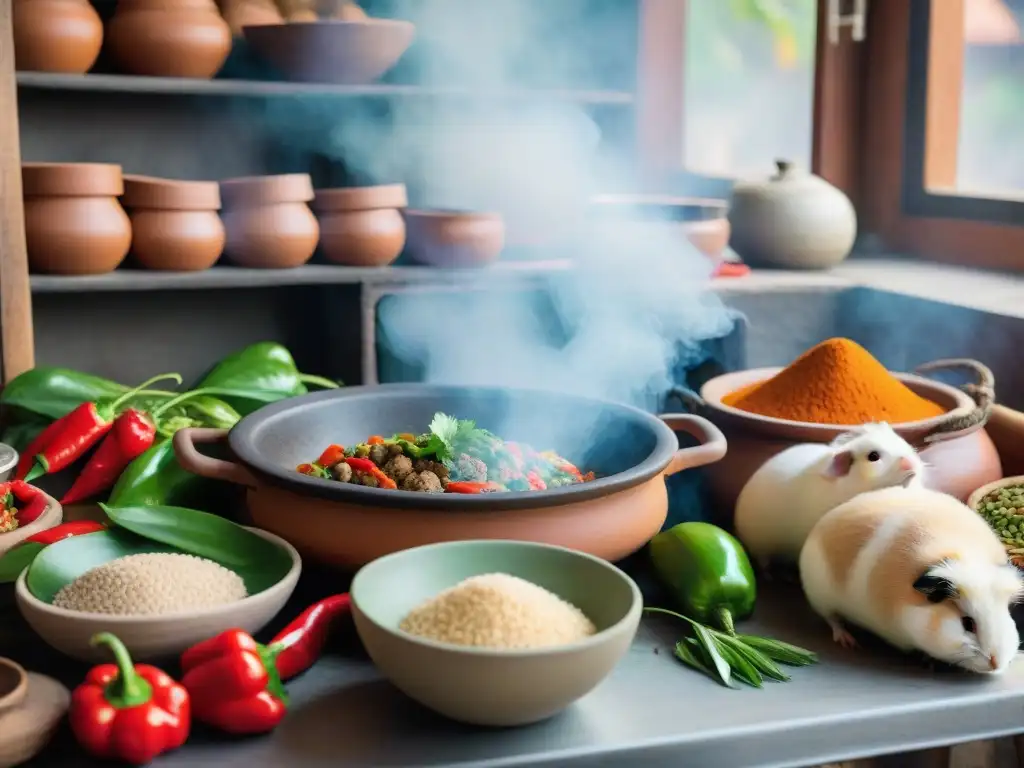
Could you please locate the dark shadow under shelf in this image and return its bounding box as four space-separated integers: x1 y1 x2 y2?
17 72 635 104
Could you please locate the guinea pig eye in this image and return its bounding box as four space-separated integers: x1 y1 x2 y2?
961 616 976 634
867 451 881 462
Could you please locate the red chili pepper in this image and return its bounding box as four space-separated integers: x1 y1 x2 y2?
296 463 316 475
69 633 190 765
526 471 547 491
8 480 48 525
23 373 182 483
343 457 398 489
61 409 156 505
316 444 346 467
445 481 506 494
26 519 105 545
367 435 385 445
269 594 352 681
15 415 69 480
180 630 288 735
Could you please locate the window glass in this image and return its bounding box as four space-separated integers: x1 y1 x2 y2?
683 0 818 177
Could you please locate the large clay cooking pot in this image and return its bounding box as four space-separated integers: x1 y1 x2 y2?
173 385 728 570
678 361 1001 530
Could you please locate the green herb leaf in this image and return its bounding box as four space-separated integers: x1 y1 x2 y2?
711 637 763 687
717 635 790 681
692 622 733 687
0 541 45 583
735 634 818 666
683 637 740 689
26 528 174 603
99 504 293 595
673 640 716 677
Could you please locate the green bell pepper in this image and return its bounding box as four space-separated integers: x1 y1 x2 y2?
649 522 757 635
195 342 339 416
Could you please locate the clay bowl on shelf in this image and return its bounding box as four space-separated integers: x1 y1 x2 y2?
0 490 62 559
403 210 505 268
15 528 301 662
22 162 133 275
0 657 70 767
675 365 1002 529
122 175 225 271
351 539 642 726
588 194 731 260
220 174 320 268
242 19 415 84
312 184 407 267
172 384 728 570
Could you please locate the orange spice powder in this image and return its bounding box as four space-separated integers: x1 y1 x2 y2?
721 338 945 425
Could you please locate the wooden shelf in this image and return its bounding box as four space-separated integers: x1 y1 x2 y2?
17 72 635 104
28 261 574 293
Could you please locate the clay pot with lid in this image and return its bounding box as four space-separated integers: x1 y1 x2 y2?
404 210 504 268
312 184 407 267
106 0 232 79
728 159 857 270
123 176 225 271
221 174 320 269
13 0 103 73
23 163 132 275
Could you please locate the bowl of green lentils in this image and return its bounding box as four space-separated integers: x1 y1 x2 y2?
969 476 1024 567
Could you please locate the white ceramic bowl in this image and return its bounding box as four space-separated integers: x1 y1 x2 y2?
0 492 62 558
15 527 301 662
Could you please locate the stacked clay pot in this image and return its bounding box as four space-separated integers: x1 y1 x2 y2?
13 0 104 74
22 163 133 275
312 184 407 267
122 176 226 271
220 174 320 268
106 0 232 79
403 210 505 267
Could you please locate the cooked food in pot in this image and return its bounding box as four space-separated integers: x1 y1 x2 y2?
296 412 595 494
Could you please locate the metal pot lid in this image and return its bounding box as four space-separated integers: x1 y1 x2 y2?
0 443 18 477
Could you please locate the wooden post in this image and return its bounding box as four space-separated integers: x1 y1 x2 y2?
0 3 34 384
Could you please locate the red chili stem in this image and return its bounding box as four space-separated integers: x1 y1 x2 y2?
269 594 351 681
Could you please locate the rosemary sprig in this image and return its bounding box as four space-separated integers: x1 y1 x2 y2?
644 606 818 689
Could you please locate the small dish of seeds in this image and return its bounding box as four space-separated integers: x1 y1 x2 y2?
968 476 1024 565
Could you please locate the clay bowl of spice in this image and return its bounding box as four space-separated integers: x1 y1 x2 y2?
968 476 1024 567
404 210 505 268
22 162 133 275
675 338 1002 523
122 175 225 271
312 184 407 267
220 174 320 269
242 18 415 84
351 539 641 726
0 488 62 558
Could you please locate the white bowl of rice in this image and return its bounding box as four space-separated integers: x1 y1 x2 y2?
351 539 642 727
15 528 301 662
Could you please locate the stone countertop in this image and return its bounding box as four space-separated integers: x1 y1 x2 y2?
7 576 1024 768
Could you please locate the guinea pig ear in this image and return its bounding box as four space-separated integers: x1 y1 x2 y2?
822 449 855 479
913 569 959 603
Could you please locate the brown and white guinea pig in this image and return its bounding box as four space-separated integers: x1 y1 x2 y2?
733 423 925 570
799 486 1023 674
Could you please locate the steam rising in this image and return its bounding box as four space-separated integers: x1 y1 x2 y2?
263 1 737 410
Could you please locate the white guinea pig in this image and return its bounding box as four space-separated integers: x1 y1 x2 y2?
799 485 1023 674
733 422 925 570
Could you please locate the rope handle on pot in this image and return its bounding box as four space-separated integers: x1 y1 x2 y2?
914 359 995 445
667 386 707 413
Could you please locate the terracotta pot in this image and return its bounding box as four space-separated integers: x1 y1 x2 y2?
217 0 283 36
728 159 857 270
122 175 225 271
589 194 731 259
676 366 1002 530
172 385 729 570
106 0 232 79
0 658 70 767
0 491 62 558
13 0 103 73
242 19 414 84
220 174 319 268
312 184 407 267
404 210 504 268
22 163 132 275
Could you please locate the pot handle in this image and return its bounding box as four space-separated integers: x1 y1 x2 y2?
657 414 728 476
173 428 258 488
666 386 707 412
913 358 995 446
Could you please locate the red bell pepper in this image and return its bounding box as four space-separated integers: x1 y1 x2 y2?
24 373 182 483
270 593 352 681
316 443 346 467
343 457 397 489
526 471 547 491
446 480 506 494
179 630 289 735
15 415 69 480
69 633 190 765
